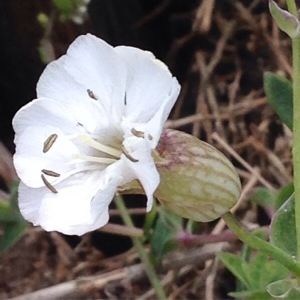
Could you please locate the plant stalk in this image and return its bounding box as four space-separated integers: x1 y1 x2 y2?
222 212 300 276
114 196 167 299
287 0 300 262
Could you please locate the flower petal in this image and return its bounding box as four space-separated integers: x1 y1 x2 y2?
19 170 122 236
13 98 79 140
122 137 159 211
144 78 180 147
41 34 127 120
37 59 111 134
115 46 180 126
14 125 78 187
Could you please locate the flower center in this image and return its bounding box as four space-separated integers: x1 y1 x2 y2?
74 135 122 164
40 128 142 193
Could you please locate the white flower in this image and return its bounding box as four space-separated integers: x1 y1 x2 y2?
13 34 180 236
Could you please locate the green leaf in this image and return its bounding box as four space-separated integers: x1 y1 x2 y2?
9 180 20 210
218 253 252 289
0 200 20 222
53 0 84 21
248 253 288 289
0 181 28 255
264 72 293 130
150 208 182 260
275 183 294 210
0 182 25 223
229 289 271 300
0 221 27 255
267 279 300 299
53 0 76 14
269 0 300 38
271 193 296 257
249 187 277 210
143 201 158 240
220 250 289 299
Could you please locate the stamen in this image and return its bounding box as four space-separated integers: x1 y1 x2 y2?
131 128 144 138
87 89 98 100
77 135 121 158
124 92 127 105
122 145 139 162
148 134 153 140
74 153 117 164
41 174 58 193
42 169 60 177
43 134 58 153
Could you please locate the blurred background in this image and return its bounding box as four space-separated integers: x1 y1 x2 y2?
0 0 294 298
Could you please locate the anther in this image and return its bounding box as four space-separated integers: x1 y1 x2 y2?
124 92 127 105
41 174 58 193
87 89 98 100
122 145 139 162
148 134 153 140
42 169 60 177
43 134 58 153
131 128 144 138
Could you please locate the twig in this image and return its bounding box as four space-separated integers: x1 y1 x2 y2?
205 258 219 300
10 243 228 300
133 0 172 28
193 0 216 33
211 132 275 190
165 97 267 129
10 269 127 300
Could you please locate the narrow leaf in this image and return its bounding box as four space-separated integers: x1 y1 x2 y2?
270 194 296 257
264 72 293 130
218 253 251 289
0 221 27 255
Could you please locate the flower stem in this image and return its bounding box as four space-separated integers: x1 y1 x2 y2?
222 212 300 276
286 0 300 262
286 0 297 15
114 196 167 299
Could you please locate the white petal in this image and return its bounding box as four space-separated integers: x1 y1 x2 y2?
13 98 79 140
144 78 180 147
19 170 122 236
49 34 127 120
122 137 159 211
37 59 111 134
115 46 180 125
14 125 78 187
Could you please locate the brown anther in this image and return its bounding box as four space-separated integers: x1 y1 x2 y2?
43 134 58 153
122 145 139 162
41 174 58 193
131 128 144 138
42 169 60 177
87 89 98 100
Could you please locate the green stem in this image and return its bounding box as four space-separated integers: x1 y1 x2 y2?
222 212 300 276
286 0 298 16
114 196 167 299
287 0 300 262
